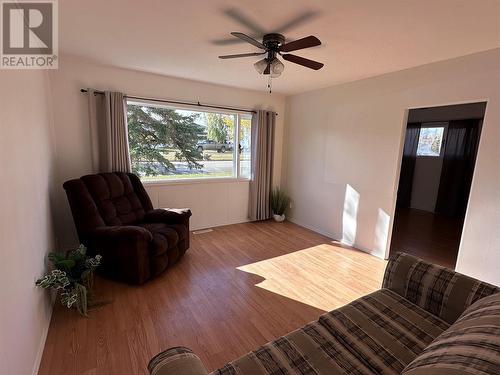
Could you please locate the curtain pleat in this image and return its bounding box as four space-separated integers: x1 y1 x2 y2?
87 89 100 172
87 89 131 173
396 123 421 208
249 110 276 221
435 119 481 217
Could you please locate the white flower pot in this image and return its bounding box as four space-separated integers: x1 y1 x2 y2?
273 214 286 222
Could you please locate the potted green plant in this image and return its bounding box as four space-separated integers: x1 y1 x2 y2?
36 245 102 316
270 187 291 222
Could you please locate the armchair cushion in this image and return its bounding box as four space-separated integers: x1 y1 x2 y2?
143 208 192 256
144 208 192 225
138 223 180 256
90 225 153 242
80 173 153 226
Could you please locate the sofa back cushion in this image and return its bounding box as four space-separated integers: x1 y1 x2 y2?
383 252 499 324
402 292 500 374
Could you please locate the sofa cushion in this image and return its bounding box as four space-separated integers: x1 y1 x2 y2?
402 292 500 375
139 223 179 256
211 289 450 375
383 252 499 324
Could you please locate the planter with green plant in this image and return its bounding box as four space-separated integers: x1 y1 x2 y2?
270 187 291 222
36 245 102 316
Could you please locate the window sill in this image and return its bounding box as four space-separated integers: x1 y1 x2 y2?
142 177 251 187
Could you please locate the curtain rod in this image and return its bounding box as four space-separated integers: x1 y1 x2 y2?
79 89 264 115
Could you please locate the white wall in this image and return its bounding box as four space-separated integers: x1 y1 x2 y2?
145 180 249 231
48 55 285 249
0 71 56 374
284 48 500 285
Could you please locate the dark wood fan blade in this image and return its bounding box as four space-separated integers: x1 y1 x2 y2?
231 32 266 50
274 11 318 34
212 35 260 46
280 36 321 52
219 52 265 59
264 63 270 75
282 54 324 70
225 8 266 35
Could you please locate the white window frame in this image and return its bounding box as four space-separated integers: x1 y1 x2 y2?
126 99 252 184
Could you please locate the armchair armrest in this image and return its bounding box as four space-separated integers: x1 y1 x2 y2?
84 226 153 284
148 347 208 375
144 208 192 225
382 252 499 324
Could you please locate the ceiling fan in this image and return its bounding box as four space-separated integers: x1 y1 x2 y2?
218 32 324 79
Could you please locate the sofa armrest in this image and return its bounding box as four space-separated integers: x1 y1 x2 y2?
382 252 499 324
148 347 208 375
144 208 192 226
84 226 153 284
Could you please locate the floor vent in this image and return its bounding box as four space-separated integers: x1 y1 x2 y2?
192 229 214 235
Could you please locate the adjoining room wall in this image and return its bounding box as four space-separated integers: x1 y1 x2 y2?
284 48 500 285
410 123 448 212
410 153 445 212
48 55 286 249
0 71 56 374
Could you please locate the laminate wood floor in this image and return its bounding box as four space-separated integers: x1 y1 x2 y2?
390 208 463 269
38 221 386 375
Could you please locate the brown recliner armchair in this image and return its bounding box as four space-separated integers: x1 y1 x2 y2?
63 172 191 284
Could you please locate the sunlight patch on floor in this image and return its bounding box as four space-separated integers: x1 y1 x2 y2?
237 244 386 311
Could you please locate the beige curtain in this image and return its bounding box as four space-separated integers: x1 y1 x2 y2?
249 110 276 221
88 89 131 173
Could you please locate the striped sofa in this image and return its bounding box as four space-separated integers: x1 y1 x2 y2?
148 252 500 374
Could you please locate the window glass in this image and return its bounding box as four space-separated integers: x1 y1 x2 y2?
126 101 251 181
417 127 444 157
200 112 235 179
239 115 252 179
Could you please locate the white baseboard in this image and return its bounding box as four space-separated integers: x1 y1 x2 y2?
287 216 338 241
191 218 250 231
287 217 384 259
32 298 54 375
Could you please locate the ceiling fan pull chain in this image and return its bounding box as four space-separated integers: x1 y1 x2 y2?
268 76 272 93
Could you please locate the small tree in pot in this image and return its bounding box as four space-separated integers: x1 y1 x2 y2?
270 188 291 222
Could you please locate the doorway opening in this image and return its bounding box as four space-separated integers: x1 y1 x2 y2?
390 102 486 268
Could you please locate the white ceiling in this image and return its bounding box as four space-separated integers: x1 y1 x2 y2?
59 0 500 95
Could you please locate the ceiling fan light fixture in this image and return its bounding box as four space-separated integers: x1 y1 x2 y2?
270 57 285 76
254 58 268 74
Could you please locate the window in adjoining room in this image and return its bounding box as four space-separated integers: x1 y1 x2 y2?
126 100 252 182
416 126 445 157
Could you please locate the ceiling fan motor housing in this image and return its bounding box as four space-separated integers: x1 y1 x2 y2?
263 33 286 51
262 33 285 64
